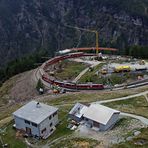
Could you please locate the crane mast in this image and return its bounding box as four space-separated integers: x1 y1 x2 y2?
65 25 99 55
95 31 99 54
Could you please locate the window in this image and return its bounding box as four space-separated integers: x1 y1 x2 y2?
50 128 53 132
24 120 30 125
41 128 46 134
53 111 57 117
49 115 52 120
32 122 37 127
50 122 53 127
85 118 88 121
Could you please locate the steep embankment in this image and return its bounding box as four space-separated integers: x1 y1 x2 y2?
0 69 38 107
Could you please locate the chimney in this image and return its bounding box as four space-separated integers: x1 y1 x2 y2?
36 102 41 108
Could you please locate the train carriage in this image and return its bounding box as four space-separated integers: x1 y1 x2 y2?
41 52 104 91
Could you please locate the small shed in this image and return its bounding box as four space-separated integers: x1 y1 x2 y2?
13 101 59 139
83 104 120 131
68 103 89 122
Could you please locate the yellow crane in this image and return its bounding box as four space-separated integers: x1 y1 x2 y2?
65 25 99 54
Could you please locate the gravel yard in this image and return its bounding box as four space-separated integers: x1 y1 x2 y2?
74 117 147 147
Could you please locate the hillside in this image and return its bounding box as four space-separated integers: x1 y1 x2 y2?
0 69 38 107
0 0 147 65
0 67 148 147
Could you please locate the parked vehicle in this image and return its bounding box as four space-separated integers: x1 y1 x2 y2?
114 66 131 73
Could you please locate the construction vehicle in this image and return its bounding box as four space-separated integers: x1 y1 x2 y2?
114 66 131 73
49 71 55 76
101 68 108 75
139 60 145 65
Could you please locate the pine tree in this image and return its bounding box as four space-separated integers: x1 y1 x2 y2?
36 79 44 91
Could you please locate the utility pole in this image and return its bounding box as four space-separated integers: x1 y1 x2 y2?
65 25 99 55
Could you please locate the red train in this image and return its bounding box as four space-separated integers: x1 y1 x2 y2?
41 52 104 90
44 52 95 69
42 74 104 90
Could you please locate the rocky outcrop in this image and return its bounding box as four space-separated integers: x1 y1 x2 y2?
0 0 147 66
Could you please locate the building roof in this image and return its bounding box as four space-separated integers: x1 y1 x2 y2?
59 49 71 54
83 104 120 125
69 103 88 118
13 101 58 124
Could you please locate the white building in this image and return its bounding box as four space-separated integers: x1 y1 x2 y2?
69 103 120 131
68 103 89 122
13 101 59 139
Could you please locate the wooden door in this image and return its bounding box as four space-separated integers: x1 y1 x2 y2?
93 121 100 128
26 127 32 135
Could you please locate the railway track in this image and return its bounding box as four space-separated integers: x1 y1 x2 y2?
35 51 148 91
112 78 148 91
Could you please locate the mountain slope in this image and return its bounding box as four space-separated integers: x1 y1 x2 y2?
0 0 147 65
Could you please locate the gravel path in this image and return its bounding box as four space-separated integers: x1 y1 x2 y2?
74 118 146 147
120 112 148 125
92 90 148 125
94 91 148 104
72 60 102 83
72 67 90 83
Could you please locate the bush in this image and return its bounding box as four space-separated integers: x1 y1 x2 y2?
36 79 44 91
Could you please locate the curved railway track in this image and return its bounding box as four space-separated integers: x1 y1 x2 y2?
36 49 148 91
40 52 104 90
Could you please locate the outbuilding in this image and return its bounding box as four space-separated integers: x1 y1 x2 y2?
83 104 120 131
13 101 59 139
69 103 120 131
68 103 89 122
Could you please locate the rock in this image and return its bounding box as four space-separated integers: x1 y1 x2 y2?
126 136 133 141
134 139 148 145
134 131 141 136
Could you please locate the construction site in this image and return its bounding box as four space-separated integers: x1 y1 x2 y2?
0 27 148 148
36 36 148 94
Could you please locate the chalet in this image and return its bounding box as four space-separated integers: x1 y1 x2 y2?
13 101 58 139
69 103 120 131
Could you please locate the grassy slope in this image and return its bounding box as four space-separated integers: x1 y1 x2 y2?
0 123 26 148
104 96 148 118
0 65 147 147
0 89 148 148
55 60 88 81
0 75 20 106
78 63 105 84
44 91 133 106
50 137 100 148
